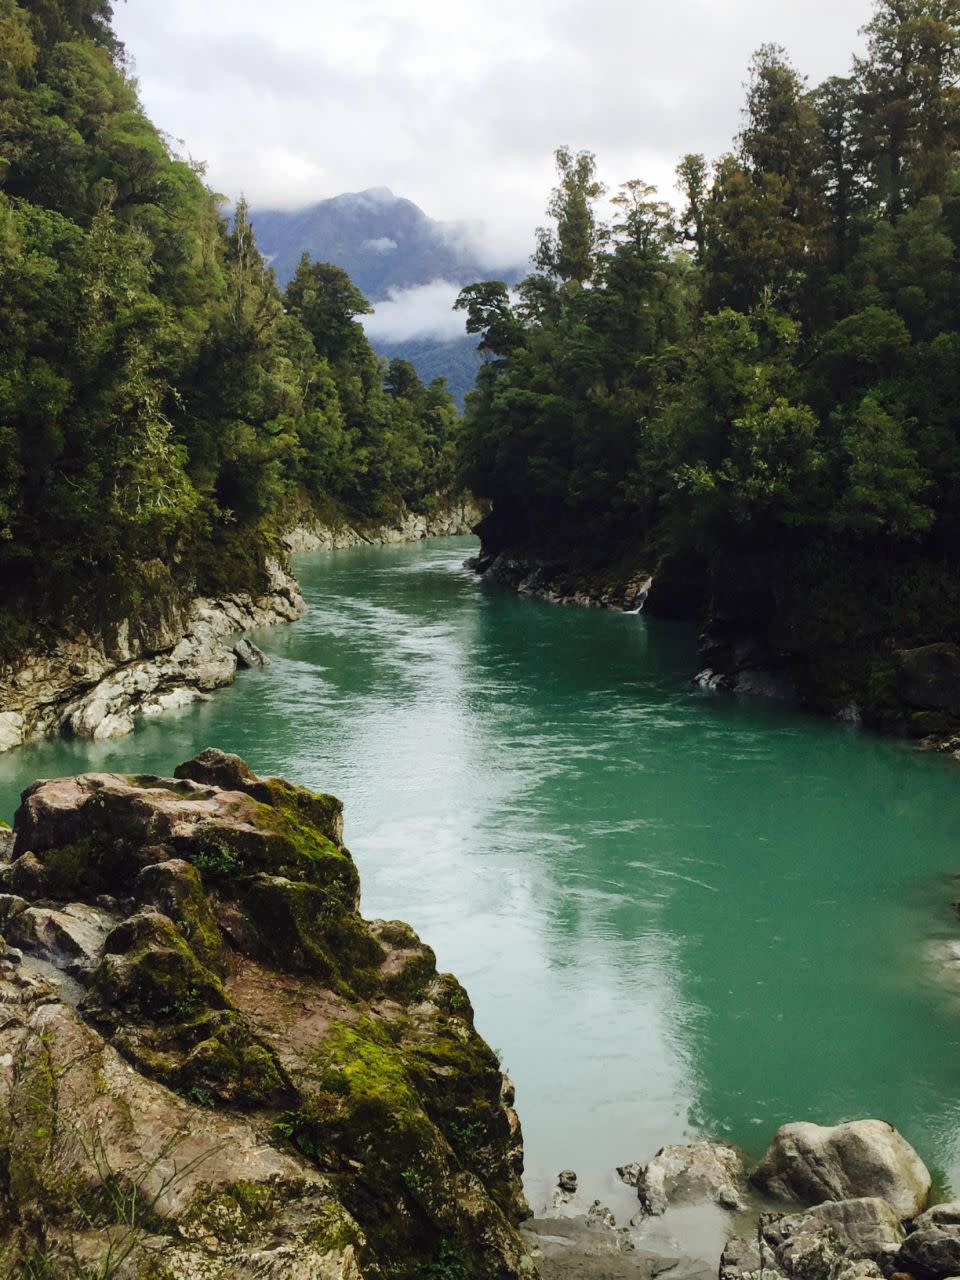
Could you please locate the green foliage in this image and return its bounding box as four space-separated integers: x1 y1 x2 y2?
458 0 960 715
0 1 460 659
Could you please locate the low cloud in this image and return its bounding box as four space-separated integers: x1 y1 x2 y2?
364 236 398 254
363 280 467 344
114 0 872 267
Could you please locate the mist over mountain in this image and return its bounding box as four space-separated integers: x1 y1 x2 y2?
251 189 523 405
251 188 494 294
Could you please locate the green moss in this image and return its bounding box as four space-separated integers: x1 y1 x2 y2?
180 1179 281 1244
88 916 228 1024
134 860 227 975
255 776 345 847
0 819 10 831
40 836 108 898
178 1016 291 1108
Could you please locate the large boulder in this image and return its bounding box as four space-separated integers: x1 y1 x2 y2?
752 1121 931 1218
621 1142 746 1215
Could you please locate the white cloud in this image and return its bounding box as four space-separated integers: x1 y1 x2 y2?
113 0 874 265
362 280 468 343
364 237 399 254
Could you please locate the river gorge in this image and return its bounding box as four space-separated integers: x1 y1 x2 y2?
3 535 960 1220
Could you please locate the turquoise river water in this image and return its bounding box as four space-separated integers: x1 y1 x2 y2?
3 536 960 1210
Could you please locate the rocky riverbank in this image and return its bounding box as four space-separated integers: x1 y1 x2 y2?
470 545 960 741
0 751 531 1278
0 498 484 757
0 558 305 755
283 496 483 554
525 1123 949 1280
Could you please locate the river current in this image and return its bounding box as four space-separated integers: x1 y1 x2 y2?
3 536 960 1208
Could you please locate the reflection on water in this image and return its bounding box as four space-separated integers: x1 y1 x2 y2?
4 536 960 1203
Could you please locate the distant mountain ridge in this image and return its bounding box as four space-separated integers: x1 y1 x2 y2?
250 189 522 407
250 188 493 296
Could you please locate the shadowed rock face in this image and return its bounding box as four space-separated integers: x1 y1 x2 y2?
0 750 532 1280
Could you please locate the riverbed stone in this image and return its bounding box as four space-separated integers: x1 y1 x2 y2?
234 636 271 668
629 1142 746 1216
752 1121 931 1217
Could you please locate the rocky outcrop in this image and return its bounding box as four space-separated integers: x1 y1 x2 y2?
0 751 533 1279
471 550 655 613
752 1121 931 1219
283 496 482 554
618 1142 746 1216
0 558 304 754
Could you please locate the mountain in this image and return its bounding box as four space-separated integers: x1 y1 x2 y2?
251 190 521 406
251 188 489 296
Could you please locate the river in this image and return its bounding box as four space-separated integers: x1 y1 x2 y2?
3 535 960 1212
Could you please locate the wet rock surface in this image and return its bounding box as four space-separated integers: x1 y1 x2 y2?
0 751 532 1279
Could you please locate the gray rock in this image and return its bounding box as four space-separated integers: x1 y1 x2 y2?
632 1142 746 1216
720 1234 785 1280
752 1121 931 1218
5 902 114 976
233 636 271 669
758 1198 904 1280
558 1169 578 1193
899 1212 960 1278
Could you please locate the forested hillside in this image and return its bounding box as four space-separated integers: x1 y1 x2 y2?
0 0 459 660
458 0 960 726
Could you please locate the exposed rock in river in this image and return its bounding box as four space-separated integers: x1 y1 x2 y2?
752 1120 931 1219
620 1142 747 1216
0 750 532 1278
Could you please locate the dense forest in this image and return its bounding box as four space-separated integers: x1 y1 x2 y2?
458 0 960 725
0 0 459 660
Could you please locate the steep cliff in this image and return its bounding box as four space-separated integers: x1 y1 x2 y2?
0 751 532 1279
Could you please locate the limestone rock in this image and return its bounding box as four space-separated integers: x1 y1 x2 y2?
0 558 304 754
234 636 271 668
4 901 114 974
630 1142 746 1216
752 1121 931 1217
721 1235 786 1280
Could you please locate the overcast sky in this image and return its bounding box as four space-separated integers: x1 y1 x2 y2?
113 0 875 267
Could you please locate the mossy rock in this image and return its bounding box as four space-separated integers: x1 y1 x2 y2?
133 859 227 975
236 875 383 990
175 750 345 847
86 911 228 1024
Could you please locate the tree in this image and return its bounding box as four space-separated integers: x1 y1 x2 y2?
534 146 605 286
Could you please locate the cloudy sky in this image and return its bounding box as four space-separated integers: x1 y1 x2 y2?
113 1 875 261
111 1 874 341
